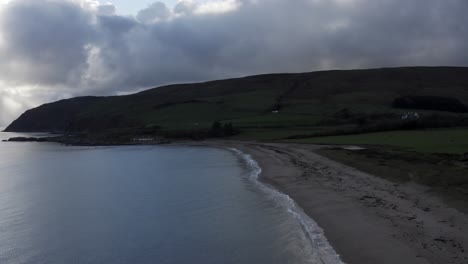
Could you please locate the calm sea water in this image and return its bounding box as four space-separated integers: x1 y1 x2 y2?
0 131 342 264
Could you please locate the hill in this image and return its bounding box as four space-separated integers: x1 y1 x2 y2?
5 67 468 140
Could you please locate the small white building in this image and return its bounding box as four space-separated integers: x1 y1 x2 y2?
401 112 420 120
132 137 154 142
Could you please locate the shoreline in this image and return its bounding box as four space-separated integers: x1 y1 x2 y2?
2 136 468 263
230 147 344 264
201 141 468 264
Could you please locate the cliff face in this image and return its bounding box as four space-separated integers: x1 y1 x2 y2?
5 67 468 133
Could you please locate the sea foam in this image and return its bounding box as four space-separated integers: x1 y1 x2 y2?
230 148 344 264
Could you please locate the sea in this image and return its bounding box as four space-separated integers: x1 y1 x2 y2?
0 131 342 264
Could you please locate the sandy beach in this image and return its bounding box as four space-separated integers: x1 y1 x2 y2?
195 141 468 264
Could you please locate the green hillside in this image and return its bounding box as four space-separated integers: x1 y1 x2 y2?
5 67 468 140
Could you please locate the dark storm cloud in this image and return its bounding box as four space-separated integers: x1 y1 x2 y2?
0 0 95 86
0 0 467 125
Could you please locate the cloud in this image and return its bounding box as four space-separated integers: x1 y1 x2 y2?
136 2 170 23
174 1 197 15
97 2 116 16
0 0 94 86
193 0 241 15
0 0 467 126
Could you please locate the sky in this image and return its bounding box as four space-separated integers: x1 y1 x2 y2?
109 0 179 15
0 0 467 126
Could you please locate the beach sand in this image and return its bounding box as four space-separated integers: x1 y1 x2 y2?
195 141 468 264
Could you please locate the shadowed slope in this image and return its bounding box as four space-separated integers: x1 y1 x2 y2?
5 67 468 133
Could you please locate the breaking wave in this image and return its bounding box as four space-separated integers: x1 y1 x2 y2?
230 148 344 264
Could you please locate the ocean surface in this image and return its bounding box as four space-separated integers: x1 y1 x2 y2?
0 131 342 264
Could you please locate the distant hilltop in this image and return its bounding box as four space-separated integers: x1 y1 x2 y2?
5 67 468 140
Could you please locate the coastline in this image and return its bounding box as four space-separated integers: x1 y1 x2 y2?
2 135 468 263
230 148 344 264
199 141 468 264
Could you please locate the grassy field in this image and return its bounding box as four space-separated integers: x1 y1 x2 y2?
6 67 468 134
231 128 319 141
289 128 468 154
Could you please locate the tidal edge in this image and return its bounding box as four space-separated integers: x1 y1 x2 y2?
196 141 468 264
3 137 468 263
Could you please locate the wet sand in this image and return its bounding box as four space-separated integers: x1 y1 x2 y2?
198 141 468 264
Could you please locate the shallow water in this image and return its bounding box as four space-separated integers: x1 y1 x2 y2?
0 132 341 264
